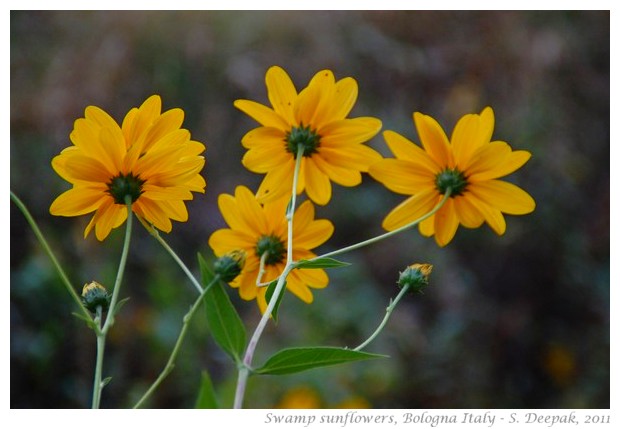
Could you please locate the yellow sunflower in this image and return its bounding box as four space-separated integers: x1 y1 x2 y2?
208 186 334 312
50 95 206 241
234 66 382 205
369 107 535 247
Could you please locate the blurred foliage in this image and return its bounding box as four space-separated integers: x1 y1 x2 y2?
10 11 609 408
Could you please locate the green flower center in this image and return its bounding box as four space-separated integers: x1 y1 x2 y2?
107 173 145 204
256 234 286 266
285 125 321 157
435 168 468 197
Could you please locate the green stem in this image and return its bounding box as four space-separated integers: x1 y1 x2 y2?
101 198 133 334
313 188 452 261
133 275 220 409
92 197 134 408
255 252 269 286
233 146 304 409
91 307 104 408
10 191 92 323
354 284 410 351
138 218 204 294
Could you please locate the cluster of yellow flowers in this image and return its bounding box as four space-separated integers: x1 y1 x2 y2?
50 65 535 311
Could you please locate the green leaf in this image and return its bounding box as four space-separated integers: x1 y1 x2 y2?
265 279 286 323
295 257 351 269
255 347 386 375
101 377 112 388
197 252 215 285
204 281 246 363
71 312 97 330
195 370 219 409
111 296 131 318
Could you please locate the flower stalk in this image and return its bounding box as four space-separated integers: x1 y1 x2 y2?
133 274 220 408
233 145 305 409
10 191 92 322
312 188 452 262
91 196 134 408
354 283 410 351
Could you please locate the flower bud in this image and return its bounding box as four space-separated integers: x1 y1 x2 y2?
398 263 433 294
214 250 246 282
81 281 111 313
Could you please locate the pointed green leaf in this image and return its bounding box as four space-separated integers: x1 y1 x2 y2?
71 312 97 330
101 377 112 388
111 296 131 318
195 370 220 409
204 281 246 363
265 280 286 323
197 252 215 285
295 257 351 269
255 347 386 375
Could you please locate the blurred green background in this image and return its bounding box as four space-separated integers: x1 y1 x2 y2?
10 11 609 409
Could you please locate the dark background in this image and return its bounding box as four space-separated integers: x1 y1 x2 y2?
10 11 609 408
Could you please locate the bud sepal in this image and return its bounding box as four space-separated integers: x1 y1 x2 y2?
81 281 111 313
397 263 433 294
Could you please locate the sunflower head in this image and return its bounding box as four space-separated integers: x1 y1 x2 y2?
369 107 535 247
234 66 382 206
50 95 206 241
208 185 334 313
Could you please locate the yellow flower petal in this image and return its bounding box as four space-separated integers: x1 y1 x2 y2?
324 77 357 120
319 117 382 147
296 266 329 289
433 199 459 247
123 94 162 147
60 153 114 183
413 112 453 167
256 163 295 203
382 130 440 172
304 158 332 205
319 144 383 172
462 141 511 176
382 189 438 231
134 199 172 232
243 145 292 173
49 186 109 216
141 184 191 201
208 228 256 255
94 200 128 241
369 159 435 195
140 108 185 154
266 65 298 126
312 153 362 187
468 150 532 182
238 271 259 301
294 218 334 249
71 118 119 173
453 195 484 228
159 200 189 222
286 271 314 303
466 193 507 235
468 180 536 215
240 126 286 149
295 70 335 127
217 193 256 234
235 185 269 233
451 113 481 167
234 99 289 130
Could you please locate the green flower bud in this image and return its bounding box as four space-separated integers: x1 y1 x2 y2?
398 263 433 294
81 281 111 313
214 250 246 283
